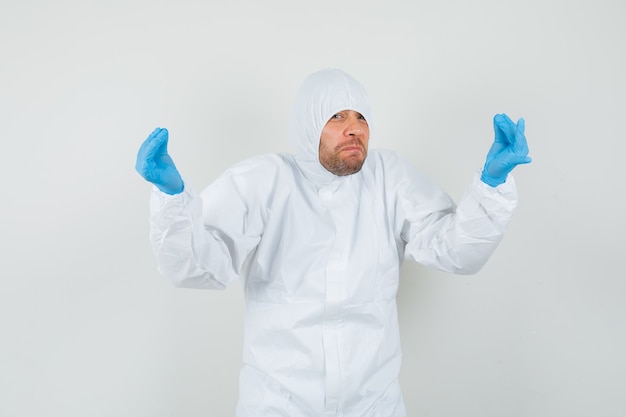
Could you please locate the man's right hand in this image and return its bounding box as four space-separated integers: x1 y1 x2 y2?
135 127 184 195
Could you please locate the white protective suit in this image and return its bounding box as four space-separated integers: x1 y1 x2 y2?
149 68 518 417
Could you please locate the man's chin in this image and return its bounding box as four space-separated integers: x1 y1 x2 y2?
335 156 366 176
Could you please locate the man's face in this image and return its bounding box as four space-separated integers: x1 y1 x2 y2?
318 110 370 176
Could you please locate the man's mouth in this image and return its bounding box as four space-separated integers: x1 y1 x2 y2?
338 142 364 153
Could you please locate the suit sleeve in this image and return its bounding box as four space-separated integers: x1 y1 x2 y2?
393 156 518 274
149 158 269 289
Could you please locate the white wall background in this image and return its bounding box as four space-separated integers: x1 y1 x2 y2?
1 0 624 416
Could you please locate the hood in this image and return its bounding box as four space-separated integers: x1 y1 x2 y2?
288 68 373 185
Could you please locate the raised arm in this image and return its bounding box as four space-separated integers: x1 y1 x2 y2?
398 114 531 274
136 128 257 289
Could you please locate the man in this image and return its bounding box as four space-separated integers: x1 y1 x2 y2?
136 68 531 417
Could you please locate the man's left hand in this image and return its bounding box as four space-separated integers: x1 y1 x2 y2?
480 113 532 187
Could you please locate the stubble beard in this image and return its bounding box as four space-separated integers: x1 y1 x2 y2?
319 141 367 176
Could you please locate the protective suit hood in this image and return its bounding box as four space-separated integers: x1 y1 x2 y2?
288 68 373 184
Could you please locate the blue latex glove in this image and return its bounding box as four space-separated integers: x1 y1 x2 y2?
481 114 532 187
135 127 184 195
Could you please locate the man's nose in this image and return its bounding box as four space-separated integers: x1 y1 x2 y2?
345 120 363 136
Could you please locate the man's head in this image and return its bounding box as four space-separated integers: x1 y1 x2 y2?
288 68 372 178
319 110 369 176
